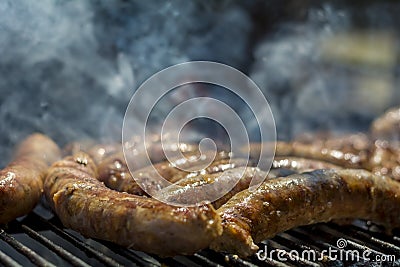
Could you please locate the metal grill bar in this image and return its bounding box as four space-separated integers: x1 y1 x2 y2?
0 206 398 266
163 256 201 267
351 224 400 247
191 253 223 267
20 223 90 267
29 213 122 267
328 223 400 256
223 254 258 267
0 229 55 267
0 249 22 267
95 241 155 267
195 250 237 266
272 233 339 266
289 227 367 262
249 256 293 267
262 239 319 267
316 224 390 259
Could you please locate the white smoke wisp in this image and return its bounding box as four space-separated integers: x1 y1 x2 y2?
0 0 252 166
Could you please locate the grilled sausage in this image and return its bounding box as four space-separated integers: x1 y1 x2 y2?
275 142 366 168
0 133 60 224
366 140 400 181
210 169 400 257
97 152 146 195
44 152 222 256
126 142 202 168
63 141 122 164
155 160 298 208
245 142 366 169
371 106 400 140
98 151 233 196
64 140 200 166
87 143 122 163
62 140 96 157
155 165 263 208
295 132 371 154
273 157 343 172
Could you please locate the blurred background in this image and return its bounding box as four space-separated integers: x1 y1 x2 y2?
0 0 399 165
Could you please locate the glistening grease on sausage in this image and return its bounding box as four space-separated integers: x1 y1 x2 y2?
44 152 222 257
273 157 343 172
97 150 234 195
156 166 266 208
244 142 365 169
0 133 61 224
210 169 400 257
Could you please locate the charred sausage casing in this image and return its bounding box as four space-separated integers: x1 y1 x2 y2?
210 169 400 257
44 152 222 256
0 133 60 224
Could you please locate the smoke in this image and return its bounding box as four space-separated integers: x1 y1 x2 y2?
0 1 400 166
0 0 252 165
250 3 400 140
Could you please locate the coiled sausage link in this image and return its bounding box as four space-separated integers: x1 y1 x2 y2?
97 151 235 196
0 133 60 224
44 152 222 256
210 169 400 257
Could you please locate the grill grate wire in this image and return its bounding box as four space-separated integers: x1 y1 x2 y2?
0 206 398 267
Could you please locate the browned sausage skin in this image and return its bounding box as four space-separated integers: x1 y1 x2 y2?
156 162 297 209
250 141 400 181
97 150 235 195
366 140 400 181
0 133 61 224
156 166 266 208
275 142 366 168
273 156 343 172
210 169 400 257
245 142 366 169
44 152 222 256
295 132 371 153
97 152 145 195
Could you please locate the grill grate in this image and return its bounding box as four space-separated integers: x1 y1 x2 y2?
0 205 399 267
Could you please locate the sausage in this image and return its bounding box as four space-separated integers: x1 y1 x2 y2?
295 132 371 154
156 162 298 209
273 157 343 172
87 143 122 163
268 168 298 178
0 133 60 224
371 106 400 140
98 151 234 196
252 139 400 180
245 142 366 169
155 164 263 208
97 152 146 195
67 141 202 195
210 169 400 257
366 140 400 181
63 140 94 156
64 140 201 166
127 142 202 167
275 142 366 168
44 152 222 256
63 141 122 164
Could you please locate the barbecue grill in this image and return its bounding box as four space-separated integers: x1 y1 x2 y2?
1 1 400 266
1 203 398 267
